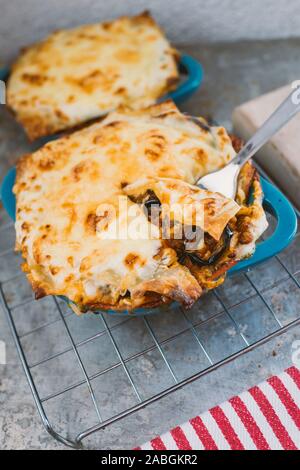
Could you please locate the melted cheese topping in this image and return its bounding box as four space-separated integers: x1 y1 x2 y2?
14 101 240 312
7 12 179 140
124 177 240 240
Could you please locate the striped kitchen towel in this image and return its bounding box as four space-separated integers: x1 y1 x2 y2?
137 366 300 450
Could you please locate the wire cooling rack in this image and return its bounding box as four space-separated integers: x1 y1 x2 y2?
0 167 299 449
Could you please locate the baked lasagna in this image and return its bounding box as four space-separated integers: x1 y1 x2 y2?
7 12 179 140
13 101 268 313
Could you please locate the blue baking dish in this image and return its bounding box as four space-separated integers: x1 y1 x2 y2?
0 54 203 107
0 67 8 81
1 167 297 316
167 55 204 104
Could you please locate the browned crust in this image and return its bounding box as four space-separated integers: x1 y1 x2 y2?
73 291 165 313
7 12 180 141
23 159 263 313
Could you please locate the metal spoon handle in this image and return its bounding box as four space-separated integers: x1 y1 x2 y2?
232 87 300 166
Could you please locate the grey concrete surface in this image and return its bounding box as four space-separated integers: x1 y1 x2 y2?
1 1 300 63
0 39 300 450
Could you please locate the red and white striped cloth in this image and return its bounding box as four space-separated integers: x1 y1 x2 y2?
136 366 300 450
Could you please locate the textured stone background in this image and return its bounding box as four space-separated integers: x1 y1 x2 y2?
1 0 300 62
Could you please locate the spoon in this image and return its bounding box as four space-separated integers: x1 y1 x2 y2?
197 87 300 199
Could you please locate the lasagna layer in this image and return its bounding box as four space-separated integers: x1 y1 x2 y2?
13 101 267 312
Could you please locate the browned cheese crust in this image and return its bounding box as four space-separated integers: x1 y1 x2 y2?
7 12 179 140
13 101 267 313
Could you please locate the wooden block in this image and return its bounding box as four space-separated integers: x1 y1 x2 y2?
232 84 300 209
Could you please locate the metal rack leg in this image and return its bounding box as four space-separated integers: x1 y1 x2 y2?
0 285 79 449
